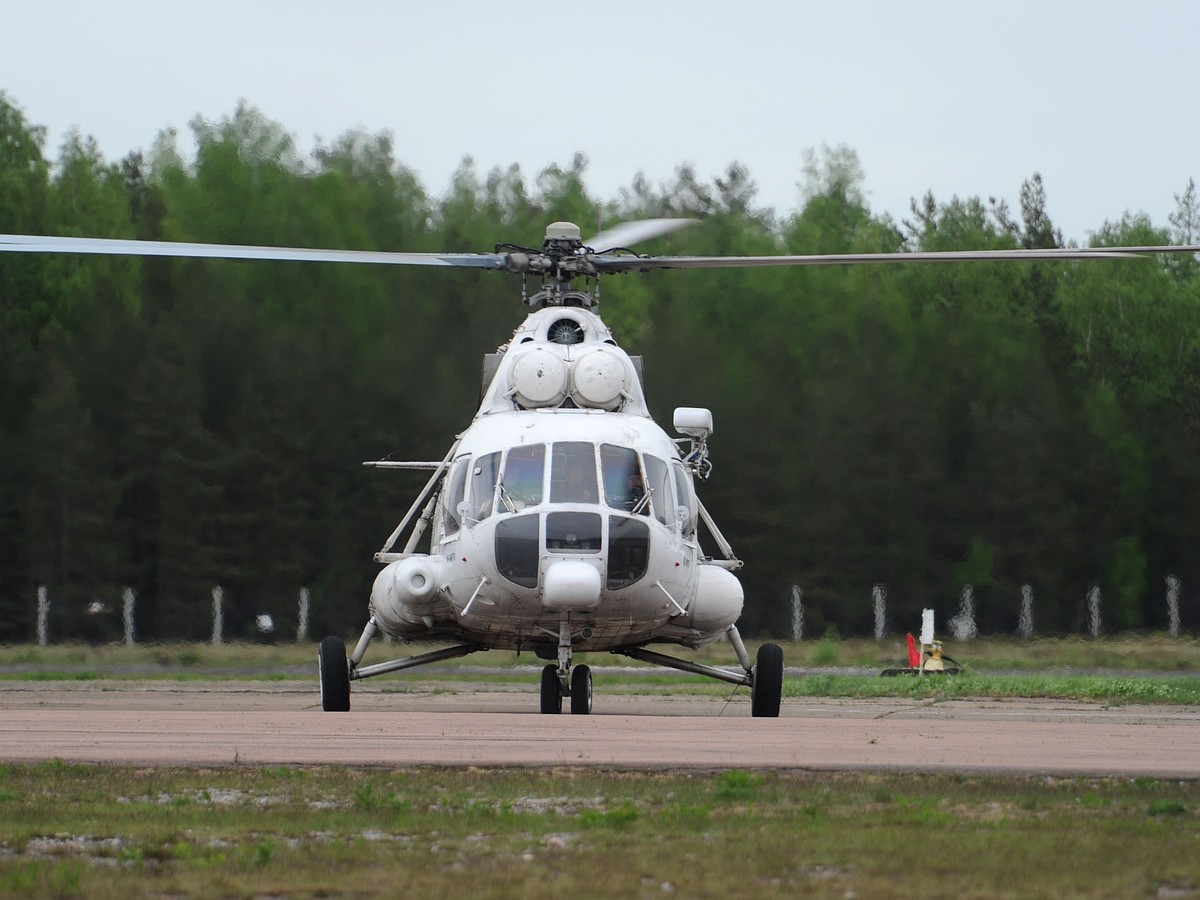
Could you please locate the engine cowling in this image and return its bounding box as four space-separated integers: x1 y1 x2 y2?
507 345 569 408
569 345 631 411
687 566 744 633
370 556 445 633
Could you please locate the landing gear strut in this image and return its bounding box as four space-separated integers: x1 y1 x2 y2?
322 618 781 717
540 618 593 715
614 626 784 717
318 616 483 712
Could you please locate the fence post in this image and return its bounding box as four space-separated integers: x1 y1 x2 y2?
211 586 224 645
36 586 49 646
872 584 886 640
122 587 136 646
1166 575 1181 637
1018 584 1034 639
298 587 310 642
1086 585 1101 637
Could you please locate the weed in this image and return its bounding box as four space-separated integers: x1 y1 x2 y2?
716 769 763 802
236 839 276 868
1146 799 1187 817
4 863 40 895
353 783 377 808
811 637 840 666
352 782 409 815
117 846 144 865
579 803 639 829
1077 792 1107 808
657 803 712 828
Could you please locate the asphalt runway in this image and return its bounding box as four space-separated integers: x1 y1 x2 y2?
1 680 1197 776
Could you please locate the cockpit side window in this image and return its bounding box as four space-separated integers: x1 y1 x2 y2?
550 442 598 504
643 454 673 526
600 444 644 512
672 461 697 537
470 451 502 520
500 444 545 511
442 457 470 535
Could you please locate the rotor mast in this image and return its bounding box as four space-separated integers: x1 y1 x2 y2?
498 221 605 310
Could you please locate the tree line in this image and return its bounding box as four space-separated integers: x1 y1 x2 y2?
1 94 1198 643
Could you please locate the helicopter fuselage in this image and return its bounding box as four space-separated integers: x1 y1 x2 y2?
366 305 744 657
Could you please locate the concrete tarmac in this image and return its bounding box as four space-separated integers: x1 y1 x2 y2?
1 680 1197 776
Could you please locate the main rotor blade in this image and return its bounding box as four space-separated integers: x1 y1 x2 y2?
591 245 1200 272
0 234 507 269
585 218 697 253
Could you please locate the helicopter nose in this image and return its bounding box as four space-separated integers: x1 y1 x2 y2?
542 560 601 611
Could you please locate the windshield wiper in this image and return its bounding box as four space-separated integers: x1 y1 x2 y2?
631 486 653 516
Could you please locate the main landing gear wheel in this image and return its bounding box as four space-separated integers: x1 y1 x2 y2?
570 664 593 715
319 635 351 712
751 642 784 718
540 664 563 714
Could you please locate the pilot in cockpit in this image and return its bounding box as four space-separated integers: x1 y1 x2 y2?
566 463 596 502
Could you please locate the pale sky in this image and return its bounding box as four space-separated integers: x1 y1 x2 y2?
3 0 1197 243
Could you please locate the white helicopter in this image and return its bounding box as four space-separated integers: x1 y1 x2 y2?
3 222 1198 716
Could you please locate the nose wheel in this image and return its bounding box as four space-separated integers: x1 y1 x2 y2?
540 664 563 714
540 619 593 714
570 664 593 714
539 661 593 714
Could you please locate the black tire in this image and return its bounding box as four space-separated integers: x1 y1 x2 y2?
319 635 351 712
540 664 562 714
570 664 593 715
751 642 783 718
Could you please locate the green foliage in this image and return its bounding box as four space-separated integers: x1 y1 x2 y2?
716 769 763 802
953 537 996 591
578 802 639 829
1146 799 1188 817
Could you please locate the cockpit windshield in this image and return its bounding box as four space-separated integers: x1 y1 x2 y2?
469 442 680 524
500 444 545 511
550 442 598 503
600 444 644 512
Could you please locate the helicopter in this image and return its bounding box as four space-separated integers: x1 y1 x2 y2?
3 221 1198 716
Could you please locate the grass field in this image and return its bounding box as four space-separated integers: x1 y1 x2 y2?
3 633 1199 671
0 763 1196 898
3 636 1199 706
